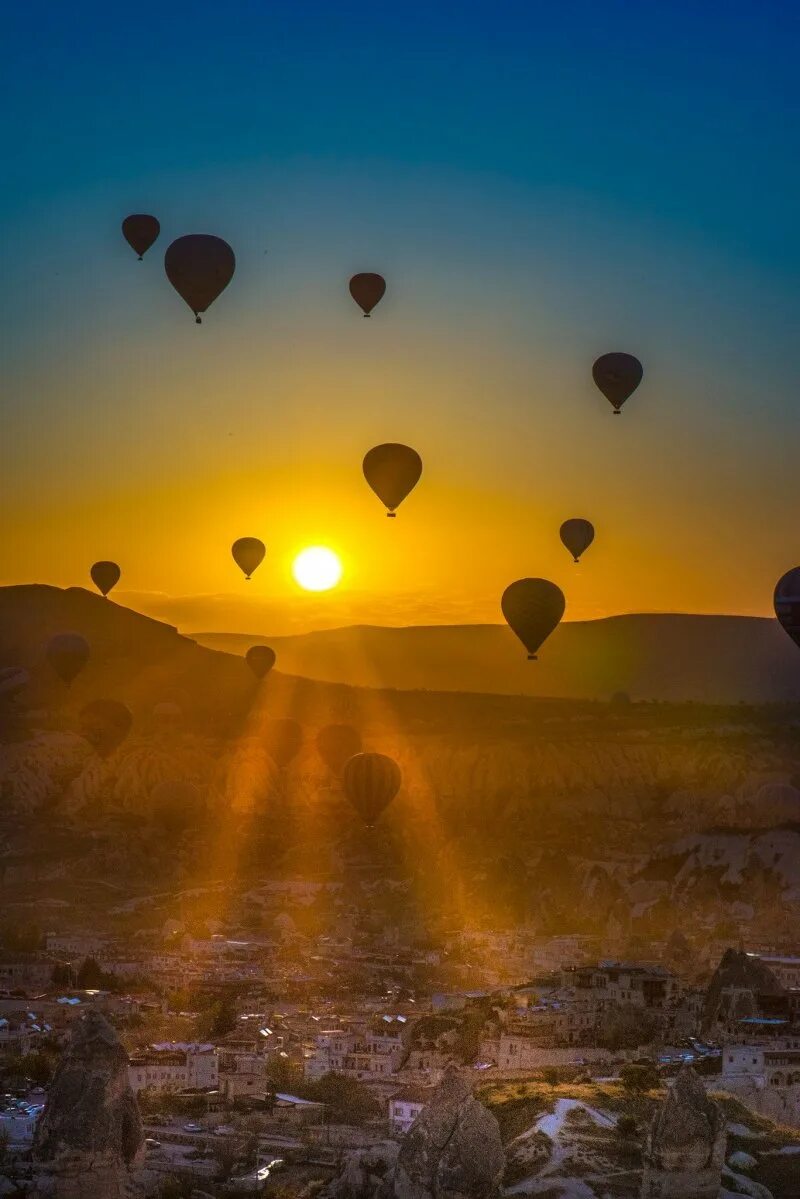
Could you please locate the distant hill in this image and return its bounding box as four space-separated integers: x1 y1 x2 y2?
193 614 800 704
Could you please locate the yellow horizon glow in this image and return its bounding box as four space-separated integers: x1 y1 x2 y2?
292 546 343 592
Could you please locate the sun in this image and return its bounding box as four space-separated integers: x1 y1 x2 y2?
292 546 343 592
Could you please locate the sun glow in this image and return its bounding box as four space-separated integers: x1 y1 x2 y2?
292 546 343 592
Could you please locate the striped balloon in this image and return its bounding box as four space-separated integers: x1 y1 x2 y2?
343 752 401 826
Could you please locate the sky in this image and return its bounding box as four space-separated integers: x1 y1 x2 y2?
3 0 800 635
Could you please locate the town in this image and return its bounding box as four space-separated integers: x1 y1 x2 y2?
2 882 800 1195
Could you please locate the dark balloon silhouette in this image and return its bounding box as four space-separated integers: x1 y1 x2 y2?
316 723 363 776
592 352 643 413
774 567 800 650
79 699 132 757
164 234 235 323
122 214 160 260
0 667 29 701
246 645 276 679
343 752 401 826
90 560 121 597
560 519 595 563
263 718 303 768
501 578 565 660
349 273 386 317
151 780 201 832
232 537 266 580
45 633 90 685
363 443 422 517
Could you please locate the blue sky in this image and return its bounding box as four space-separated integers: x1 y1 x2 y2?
3 1 800 630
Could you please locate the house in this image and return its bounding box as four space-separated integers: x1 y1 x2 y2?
388 1086 433 1134
128 1043 218 1093
0 952 59 991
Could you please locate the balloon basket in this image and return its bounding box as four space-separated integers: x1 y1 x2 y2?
387 512 396 518
527 653 537 660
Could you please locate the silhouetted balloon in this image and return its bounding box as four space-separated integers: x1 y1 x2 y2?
501 579 565 660
363 444 422 517
45 633 90 685
263 718 303 768
317 723 363 776
343 752 401 826
0 667 29 701
150 780 201 832
90 561 121 597
349 273 386 317
164 234 235 323
122 214 160 260
232 538 266 580
560 519 595 564
246 645 276 679
79 699 132 757
775 567 800 650
592 352 643 413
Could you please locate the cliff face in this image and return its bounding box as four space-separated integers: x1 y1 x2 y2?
321 1071 505 1199
641 1066 726 1199
31 1011 143 1198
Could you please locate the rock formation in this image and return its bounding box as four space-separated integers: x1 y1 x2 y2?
320 1070 505 1199
640 1065 726 1198
30 1010 143 1198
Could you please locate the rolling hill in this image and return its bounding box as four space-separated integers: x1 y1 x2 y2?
194 613 800 704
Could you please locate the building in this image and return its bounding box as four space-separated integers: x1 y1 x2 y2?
128 1043 217 1093
0 952 59 991
721 1040 800 1088
388 1086 432 1134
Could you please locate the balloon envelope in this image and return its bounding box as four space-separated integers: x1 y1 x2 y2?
246 645 276 679
363 444 422 515
316 723 363 775
263 718 303 768
343 752 401 826
79 699 132 756
775 567 800 650
46 633 90 685
122 214 160 259
592 352 643 412
90 561 121 597
560 519 595 563
501 579 565 659
232 537 266 580
164 234 235 322
349 273 386 316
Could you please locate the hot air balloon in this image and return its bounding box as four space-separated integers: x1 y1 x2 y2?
343 752 401 826
45 633 90 685
0 667 29 701
775 567 800 650
79 699 133 757
560 519 594 564
246 645 276 679
501 579 565 660
164 234 235 323
150 779 201 832
349 273 386 317
90 560 121 597
232 538 266 580
363 444 422 517
263 718 303 768
316 723 363 776
592 352 643 413
122 214 160 260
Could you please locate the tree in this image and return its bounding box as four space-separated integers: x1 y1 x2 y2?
620 1062 659 1094
303 1073 379 1125
77 957 105 988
